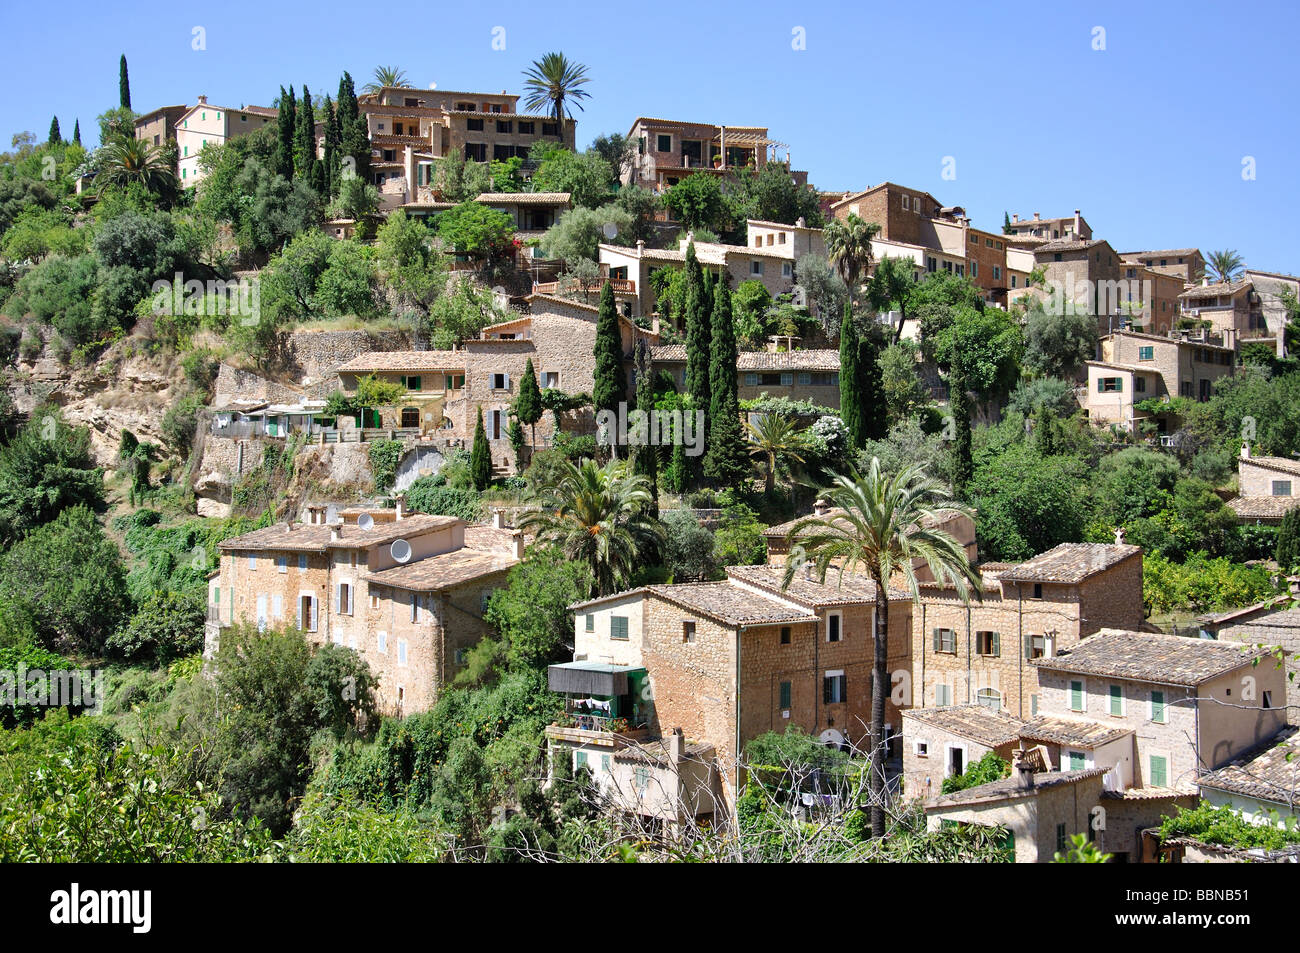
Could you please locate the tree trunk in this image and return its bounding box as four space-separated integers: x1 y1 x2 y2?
870 574 890 838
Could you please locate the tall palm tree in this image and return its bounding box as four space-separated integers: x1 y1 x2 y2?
824 213 881 296
521 52 591 128
364 66 410 94
745 413 808 495
96 135 177 194
518 457 664 598
1206 249 1245 285
781 458 981 838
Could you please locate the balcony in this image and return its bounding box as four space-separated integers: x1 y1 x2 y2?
533 277 635 296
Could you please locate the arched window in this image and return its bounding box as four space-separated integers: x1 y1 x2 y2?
976 688 1002 711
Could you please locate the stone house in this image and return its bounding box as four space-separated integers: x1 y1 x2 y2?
1226 444 1300 524
1178 279 1267 341
1005 210 1093 244
133 104 189 147
206 504 522 714
649 345 842 408
1198 725 1300 826
1243 269 1299 357
1031 630 1286 795
176 95 277 188
1086 330 1234 432
912 543 1144 721
475 191 571 242
333 294 658 467
901 704 1024 802
1202 597 1300 714
1119 248 1205 285
554 563 917 812
622 118 797 192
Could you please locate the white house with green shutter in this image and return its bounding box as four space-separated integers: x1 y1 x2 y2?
1030 630 1286 794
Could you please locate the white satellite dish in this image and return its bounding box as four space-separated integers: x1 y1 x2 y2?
390 539 412 563
602 222 619 240
357 513 374 531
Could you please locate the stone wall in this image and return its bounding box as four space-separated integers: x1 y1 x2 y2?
213 364 302 404
287 328 412 383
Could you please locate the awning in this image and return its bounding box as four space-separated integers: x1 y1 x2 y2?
547 662 643 697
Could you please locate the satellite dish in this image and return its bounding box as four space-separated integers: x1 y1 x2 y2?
390 539 412 563
357 513 374 531
602 222 619 241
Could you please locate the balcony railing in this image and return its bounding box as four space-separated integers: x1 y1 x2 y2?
533 277 635 296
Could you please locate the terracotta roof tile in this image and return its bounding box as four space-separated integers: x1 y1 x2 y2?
1198 726 1300 804
218 514 460 552
644 582 817 627
725 563 910 607
363 547 516 591
997 543 1141 584
930 768 1108 808
903 705 1025 748
1019 714 1134 749
336 350 465 373
1032 629 1266 686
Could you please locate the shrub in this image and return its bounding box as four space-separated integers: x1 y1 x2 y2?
107 589 206 664
661 509 716 582
367 438 405 493
0 644 81 728
1143 553 1277 615
940 751 1009 794
404 479 484 522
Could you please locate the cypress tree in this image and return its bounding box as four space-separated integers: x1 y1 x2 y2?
950 362 973 499
48 117 61 145
667 434 687 495
470 407 492 490
593 282 628 457
119 55 131 110
682 244 711 486
72 119 81 146
276 85 297 179
1277 507 1300 572
295 85 316 178
704 278 747 483
507 415 526 476
632 339 659 517
337 71 370 182
514 357 543 450
322 95 341 197
858 325 887 442
839 301 865 450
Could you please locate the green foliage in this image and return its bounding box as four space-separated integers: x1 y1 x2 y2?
2 253 102 345
661 509 717 582
1277 507 1300 572
0 409 103 545
722 163 823 238
731 279 774 347
880 340 928 425
713 501 768 566
284 790 446 861
530 148 612 209
484 546 594 671
1053 833 1112 863
436 201 514 262
1160 801 1300 851
262 231 377 323
0 505 128 654
1007 376 1077 419
1142 553 1276 614
968 444 1088 561
858 418 953 490
107 589 205 664
374 210 443 313
1022 300 1099 379
425 279 505 348
662 174 727 232
940 751 1009 794
470 407 492 490
368 439 404 493
539 204 634 262
592 281 627 422
404 477 484 522
0 644 79 727
705 279 747 482
745 726 850 773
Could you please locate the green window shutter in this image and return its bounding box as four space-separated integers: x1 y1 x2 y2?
409 376 421 391
1110 684 1122 716
1097 378 1104 393
1151 690 1165 723
779 681 791 709
1070 681 1083 711
574 750 587 768
1025 636 1035 660
990 632 1000 657
823 677 832 705
1002 830 1015 861
611 616 628 640
1150 755 1167 787
933 628 942 652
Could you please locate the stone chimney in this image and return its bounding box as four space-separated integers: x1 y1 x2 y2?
636 239 645 256
796 216 806 228
1241 440 1251 460
1012 213 1019 223
330 525 342 542
284 521 294 534
813 498 831 516
1032 212 1041 221
511 531 526 561
668 728 684 766
491 508 506 529
197 94 208 105
1012 748 1036 789
394 493 406 521
1114 526 1126 545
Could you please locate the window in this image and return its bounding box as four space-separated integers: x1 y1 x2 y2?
401 407 420 428
1033 583 1043 599
574 750 587 770
1149 754 1168 788
410 593 420 623
782 262 793 278
541 371 560 389
993 266 1001 281
213 586 220 606
900 194 910 210
975 631 1000 657
466 117 484 131
1135 377 1146 394
779 681 792 709
932 628 957 654
490 372 510 390
496 120 511 133
780 372 794 387
585 613 594 632
400 375 422 391
1109 684 1124 716
1031 693 1039 715
634 766 649 793
780 626 791 645
743 372 758 386
454 647 468 665
970 234 979 245
1067 751 1086 771
1097 377 1123 393
1056 823 1068 853
915 740 929 757
518 121 534 135
1264 690 1274 709
377 631 387 654
750 261 765 276
397 639 408 666
823 671 846 704
298 554 307 571
976 688 1001 710
601 754 611 773
464 143 487 162
1138 346 1154 361
1026 634 1046 659
337 582 353 616
276 555 287 574
370 592 379 610
542 122 559 137
444 374 465 391
798 372 811 386
970 261 978 278
827 613 841 642
935 683 953 706
1070 680 1085 712
610 616 629 640
247 553 257 570
656 134 671 152
1272 480 1293 497
682 621 696 643
1150 690 1167 724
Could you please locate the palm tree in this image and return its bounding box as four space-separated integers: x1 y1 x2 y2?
781 458 981 838
96 135 177 194
364 66 411 94
824 213 881 296
745 413 808 495
1206 249 1245 285
518 457 664 598
521 52 591 128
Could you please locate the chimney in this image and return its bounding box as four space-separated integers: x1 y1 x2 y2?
668 728 684 766
1240 440 1251 460
636 239 645 256
1033 212 1041 221
1012 748 1036 789
492 508 506 529
1043 633 1056 658
394 493 406 521
511 531 526 561
197 94 208 105
330 525 341 542
813 498 831 516
796 216 806 228
1074 209 1082 234
1012 213 1019 223
1114 526 1126 546
284 521 293 534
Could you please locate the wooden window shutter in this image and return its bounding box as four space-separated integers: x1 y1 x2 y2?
990 632 1000 657
933 628 942 652
823 677 832 704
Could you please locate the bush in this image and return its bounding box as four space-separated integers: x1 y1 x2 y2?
661 509 716 582
368 438 405 493
107 589 205 664
404 478 484 521
940 751 1009 794
1160 801 1300 851
0 644 81 728
1143 553 1277 615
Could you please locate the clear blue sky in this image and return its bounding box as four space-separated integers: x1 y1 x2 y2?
4 0 1298 272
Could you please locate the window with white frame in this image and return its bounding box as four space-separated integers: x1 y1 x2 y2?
397 639 408 666
914 740 929 758
337 582 353 616
750 260 765 276
827 612 842 642
276 555 287 573
823 670 846 704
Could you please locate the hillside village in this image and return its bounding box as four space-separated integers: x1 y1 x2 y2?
2 51 1300 865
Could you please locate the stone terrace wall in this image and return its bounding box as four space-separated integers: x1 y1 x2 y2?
287 329 412 382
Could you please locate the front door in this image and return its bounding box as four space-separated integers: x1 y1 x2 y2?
490 410 502 440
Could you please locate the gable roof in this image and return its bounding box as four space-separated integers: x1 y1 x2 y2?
1198 726 1300 805
335 350 465 373
1019 714 1134 749
363 546 517 592
903 705 1025 748
649 346 840 371
1033 629 1266 686
1241 455 1300 477
725 564 910 608
1179 281 1252 300
217 514 460 552
997 543 1141 584
929 768 1108 808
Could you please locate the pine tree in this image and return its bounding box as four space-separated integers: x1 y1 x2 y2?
276 85 297 179
1002 211 1012 235
839 301 865 450
704 278 747 483
593 282 628 457
72 119 81 146
632 339 659 517
295 85 316 179
337 71 370 183
48 117 61 145
470 408 492 490
119 55 131 110
950 362 973 499
322 94 341 197
514 357 544 450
